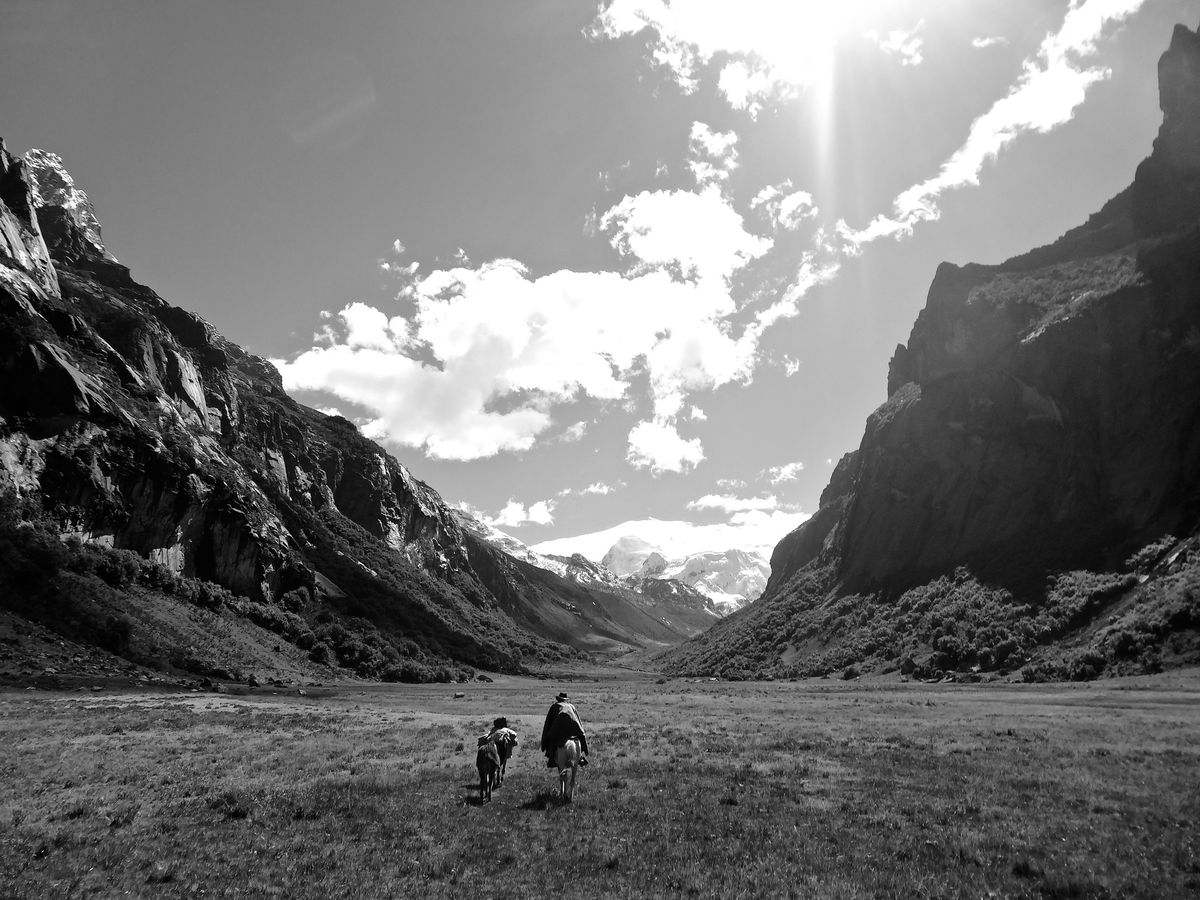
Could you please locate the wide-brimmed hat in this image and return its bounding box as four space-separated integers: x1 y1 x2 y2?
555 691 569 702
493 716 508 729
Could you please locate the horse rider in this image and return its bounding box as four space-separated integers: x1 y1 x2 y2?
540 691 589 767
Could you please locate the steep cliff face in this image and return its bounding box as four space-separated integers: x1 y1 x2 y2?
0 140 696 681
666 24 1200 681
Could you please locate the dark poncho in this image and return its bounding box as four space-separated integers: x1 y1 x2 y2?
540 701 585 752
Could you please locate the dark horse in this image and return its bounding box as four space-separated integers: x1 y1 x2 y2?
476 741 501 802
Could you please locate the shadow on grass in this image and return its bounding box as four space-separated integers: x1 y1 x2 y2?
518 788 564 811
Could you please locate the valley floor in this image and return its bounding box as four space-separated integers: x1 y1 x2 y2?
2 671 1198 898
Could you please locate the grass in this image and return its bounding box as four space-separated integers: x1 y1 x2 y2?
2 672 1199 898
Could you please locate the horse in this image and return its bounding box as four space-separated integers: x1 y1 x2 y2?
487 727 518 786
494 736 514 786
553 737 581 802
476 741 502 802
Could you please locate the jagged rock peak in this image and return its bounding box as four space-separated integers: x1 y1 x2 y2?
23 148 113 260
1157 23 1200 170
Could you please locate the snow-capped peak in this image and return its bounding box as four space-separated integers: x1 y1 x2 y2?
601 535 770 614
600 534 663 577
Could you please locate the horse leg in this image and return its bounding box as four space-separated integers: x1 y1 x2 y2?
567 764 576 802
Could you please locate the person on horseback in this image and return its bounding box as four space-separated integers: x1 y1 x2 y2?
540 691 589 767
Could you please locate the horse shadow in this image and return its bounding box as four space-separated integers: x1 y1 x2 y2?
518 788 562 811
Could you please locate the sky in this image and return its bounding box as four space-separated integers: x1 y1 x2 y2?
1 0 1193 561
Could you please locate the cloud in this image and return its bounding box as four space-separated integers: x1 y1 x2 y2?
592 2 948 117
591 1 868 114
972 36 1008 49
716 59 794 119
688 122 740 189
277 238 759 460
687 493 783 514
560 421 589 443
838 0 1147 252
558 481 619 498
750 254 842 331
689 405 707 421
869 21 925 67
781 356 801 377
531 512 810 560
627 419 704 474
489 498 556 528
751 180 818 232
764 461 805 483
601 185 770 285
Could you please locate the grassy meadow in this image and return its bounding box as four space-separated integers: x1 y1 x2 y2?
2 671 1198 899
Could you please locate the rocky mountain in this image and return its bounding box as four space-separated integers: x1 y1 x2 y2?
664 23 1200 682
0 140 712 685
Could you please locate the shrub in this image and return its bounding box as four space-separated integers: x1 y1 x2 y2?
308 642 334 665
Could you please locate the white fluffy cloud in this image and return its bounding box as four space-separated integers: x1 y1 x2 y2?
277 238 760 460
764 461 805 483
489 498 555 528
626 419 705 474
869 21 925 67
752 180 818 232
601 186 769 285
687 122 740 188
839 0 1147 251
